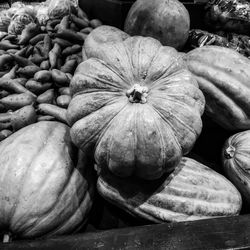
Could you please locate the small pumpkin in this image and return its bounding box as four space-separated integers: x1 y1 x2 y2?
124 0 190 50
185 45 250 131
97 157 242 222
67 36 205 180
0 121 94 239
222 130 250 203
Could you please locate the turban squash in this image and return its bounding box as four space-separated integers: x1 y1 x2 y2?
67 36 205 180
185 45 250 131
0 121 94 239
97 157 242 222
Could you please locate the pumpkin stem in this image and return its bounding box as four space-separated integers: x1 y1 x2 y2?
126 84 149 104
224 145 235 159
3 233 12 243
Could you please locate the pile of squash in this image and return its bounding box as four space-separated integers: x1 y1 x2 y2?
1 0 250 243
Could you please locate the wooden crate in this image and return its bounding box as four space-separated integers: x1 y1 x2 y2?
1 214 250 249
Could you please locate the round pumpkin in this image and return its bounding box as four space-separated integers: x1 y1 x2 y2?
67 36 205 180
222 130 250 203
83 25 130 60
97 157 242 222
185 45 250 131
0 121 94 239
124 0 190 50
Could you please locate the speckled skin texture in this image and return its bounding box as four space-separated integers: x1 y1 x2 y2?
124 0 190 50
67 36 205 180
97 157 242 222
185 45 250 130
0 121 94 239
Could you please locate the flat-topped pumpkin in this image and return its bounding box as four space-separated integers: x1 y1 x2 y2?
67 36 205 180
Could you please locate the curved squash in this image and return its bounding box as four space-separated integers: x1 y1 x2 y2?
222 130 250 203
0 121 94 239
185 45 250 131
67 36 205 180
97 157 242 222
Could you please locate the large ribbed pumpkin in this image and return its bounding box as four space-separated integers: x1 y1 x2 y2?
222 130 250 203
67 36 205 180
185 45 250 131
97 157 242 222
124 0 190 50
0 121 94 239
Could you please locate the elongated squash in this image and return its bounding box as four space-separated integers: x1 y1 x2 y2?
97 157 242 222
185 45 250 131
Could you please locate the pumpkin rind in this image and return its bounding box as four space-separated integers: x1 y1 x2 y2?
97 157 242 222
83 25 130 60
67 36 205 180
222 130 250 203
185 45 250 130
0 121 94 239
124 0 190 50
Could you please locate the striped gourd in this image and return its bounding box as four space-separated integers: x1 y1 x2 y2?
185 45 250 131
97 157 242 222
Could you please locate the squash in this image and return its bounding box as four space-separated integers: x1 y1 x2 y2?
83 25 129 60
222 130 250 203
97 157 242 222
67 36 205 180
0 121 94 239
124 0 190 50
185 45 250 131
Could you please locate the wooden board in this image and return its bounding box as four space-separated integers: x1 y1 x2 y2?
1 214 250 249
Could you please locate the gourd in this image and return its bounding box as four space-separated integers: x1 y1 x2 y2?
67 36 205 180
222 130 250 203
83 25 129 60
185 45 250 131
97 157 242 222
0 121 94 239
124 0 190 50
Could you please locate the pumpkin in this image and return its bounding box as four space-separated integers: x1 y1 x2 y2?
0 121 94 239
222 130 250 203
97 157 242 222
185 45 250 131
83 25 130 60
67 36 205 180
124 0 190 50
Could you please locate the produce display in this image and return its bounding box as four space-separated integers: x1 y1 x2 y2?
0 0 103 142
204 0 250 35
2 0 250 246
187 29 250 58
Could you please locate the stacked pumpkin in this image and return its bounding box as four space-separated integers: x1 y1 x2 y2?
66 25 242 225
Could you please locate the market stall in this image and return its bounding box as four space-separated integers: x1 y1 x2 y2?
0 0 250 249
